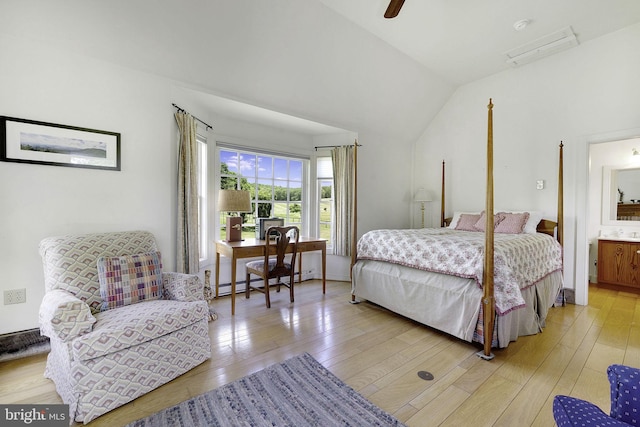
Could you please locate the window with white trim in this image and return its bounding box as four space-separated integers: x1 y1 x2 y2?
317 156 334 250
218 147 307 238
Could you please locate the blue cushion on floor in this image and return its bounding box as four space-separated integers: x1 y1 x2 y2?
553 395 630 426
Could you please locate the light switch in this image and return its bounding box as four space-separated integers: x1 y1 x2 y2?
536 180 544 190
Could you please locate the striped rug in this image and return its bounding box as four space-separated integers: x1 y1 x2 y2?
127 352 405 426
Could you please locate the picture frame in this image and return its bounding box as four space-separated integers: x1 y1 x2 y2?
0 116 120 171
257 217 284 240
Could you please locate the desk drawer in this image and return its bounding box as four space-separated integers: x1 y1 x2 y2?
299 241 326 251
240 247 265 258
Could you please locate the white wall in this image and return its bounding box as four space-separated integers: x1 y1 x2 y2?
0 38 182 334
413 23 640 306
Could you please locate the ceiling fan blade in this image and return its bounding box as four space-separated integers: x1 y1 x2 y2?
384 0 405 18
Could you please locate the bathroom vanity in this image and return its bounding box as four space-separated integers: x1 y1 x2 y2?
597 238 640 290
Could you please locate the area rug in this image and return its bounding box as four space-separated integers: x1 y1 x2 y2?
127 352 405 427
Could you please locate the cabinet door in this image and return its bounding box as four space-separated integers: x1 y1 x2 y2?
598 240 640 288
598 241 628 286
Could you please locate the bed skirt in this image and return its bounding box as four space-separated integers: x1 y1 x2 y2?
351 260 563 348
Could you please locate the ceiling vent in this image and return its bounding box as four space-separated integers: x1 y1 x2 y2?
505 26 579 67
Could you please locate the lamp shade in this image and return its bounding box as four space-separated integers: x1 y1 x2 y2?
414 188 433 202
218 190 252 212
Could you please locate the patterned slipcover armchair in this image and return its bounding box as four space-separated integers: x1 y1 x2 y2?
38 231 211 424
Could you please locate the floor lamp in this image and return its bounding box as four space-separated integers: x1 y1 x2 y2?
218 189 252 242
414 188 434 228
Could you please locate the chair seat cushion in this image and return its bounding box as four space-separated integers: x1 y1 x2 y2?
71 299 209 361
246 259 292 274
553 395 631 426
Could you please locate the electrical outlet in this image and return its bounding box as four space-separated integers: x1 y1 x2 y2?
3 288 26 305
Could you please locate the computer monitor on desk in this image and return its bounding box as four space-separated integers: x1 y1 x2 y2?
256 218 284 240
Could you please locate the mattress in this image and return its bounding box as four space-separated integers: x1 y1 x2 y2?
355 228 563 315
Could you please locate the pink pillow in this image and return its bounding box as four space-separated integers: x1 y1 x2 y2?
455 213 482 231
495 212 530 234
473 212 505 231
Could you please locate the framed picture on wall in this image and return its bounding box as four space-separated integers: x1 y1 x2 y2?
0 116 121 171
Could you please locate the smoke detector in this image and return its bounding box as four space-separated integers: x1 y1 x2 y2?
513 19 530 31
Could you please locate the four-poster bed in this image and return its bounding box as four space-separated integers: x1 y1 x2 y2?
351 100 564 357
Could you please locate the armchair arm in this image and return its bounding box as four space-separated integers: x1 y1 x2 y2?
554 395 630 426
609 364 640 424
39 289 96 342
162 272 204 302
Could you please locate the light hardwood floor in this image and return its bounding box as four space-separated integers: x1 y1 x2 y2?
1 280 638 426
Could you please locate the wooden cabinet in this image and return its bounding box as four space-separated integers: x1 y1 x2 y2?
597 239 640 289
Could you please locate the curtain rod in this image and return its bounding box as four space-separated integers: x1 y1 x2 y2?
314 142 362 151
172 103 213 131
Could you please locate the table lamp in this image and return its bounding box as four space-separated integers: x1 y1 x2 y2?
218 189 252 242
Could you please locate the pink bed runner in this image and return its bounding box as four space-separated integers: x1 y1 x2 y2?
356 228 562 314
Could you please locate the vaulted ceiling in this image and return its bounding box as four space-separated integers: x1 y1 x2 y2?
320 0 640 85
2 1 640 139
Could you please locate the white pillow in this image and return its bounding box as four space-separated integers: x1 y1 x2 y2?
523 211 544 234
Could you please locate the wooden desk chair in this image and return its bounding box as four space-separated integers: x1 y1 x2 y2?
245 226 299 308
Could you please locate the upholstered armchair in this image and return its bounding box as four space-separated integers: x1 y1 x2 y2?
38 231 211 424
553 364 640 426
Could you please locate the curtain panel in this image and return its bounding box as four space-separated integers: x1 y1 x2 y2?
175 112 200 274
331 146 355 257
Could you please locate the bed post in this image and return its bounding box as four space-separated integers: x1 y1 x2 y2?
441 160 446 227
558 142 564 248
351 140 358 274
478 99 495 361
350 141 359 302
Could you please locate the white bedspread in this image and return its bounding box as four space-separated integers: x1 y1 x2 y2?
356 228 562 314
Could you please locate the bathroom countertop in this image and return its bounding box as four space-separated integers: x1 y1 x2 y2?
598 236 640 242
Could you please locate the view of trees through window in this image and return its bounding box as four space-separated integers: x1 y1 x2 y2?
318 180 332 241
317 156 334 244
219 149 304 239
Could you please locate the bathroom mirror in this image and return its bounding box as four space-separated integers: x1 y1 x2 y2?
602 165 640 225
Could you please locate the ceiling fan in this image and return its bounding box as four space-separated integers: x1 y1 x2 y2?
384 0 405 18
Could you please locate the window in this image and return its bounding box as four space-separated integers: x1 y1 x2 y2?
218 147 307 239
197 135 208 262
317 157 334 249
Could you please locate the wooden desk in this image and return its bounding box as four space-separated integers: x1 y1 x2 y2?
215 237 327 315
